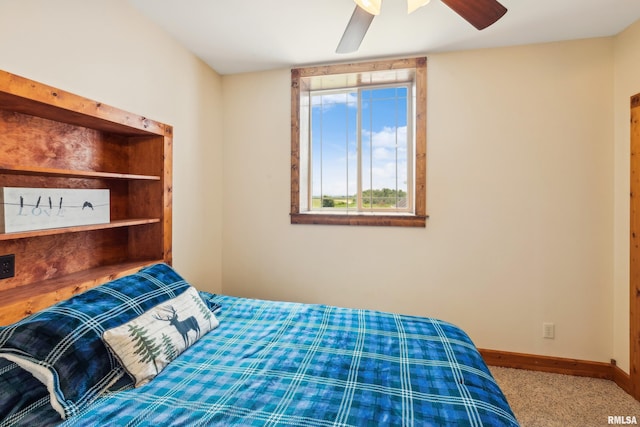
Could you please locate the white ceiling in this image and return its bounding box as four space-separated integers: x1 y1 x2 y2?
129 0 640 75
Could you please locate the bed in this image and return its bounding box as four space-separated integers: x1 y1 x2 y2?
0 263 519 426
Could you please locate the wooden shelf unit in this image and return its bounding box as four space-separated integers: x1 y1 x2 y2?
0 165 161 181
0 70 172 325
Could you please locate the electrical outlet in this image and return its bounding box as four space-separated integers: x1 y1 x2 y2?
543 322 555 339
0 254 15 279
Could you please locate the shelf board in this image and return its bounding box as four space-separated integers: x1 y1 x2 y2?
0 259 164 325
0 70 171 137
0 218 160 240
0 165 161 180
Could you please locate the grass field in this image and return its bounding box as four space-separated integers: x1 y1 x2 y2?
311 197 400 209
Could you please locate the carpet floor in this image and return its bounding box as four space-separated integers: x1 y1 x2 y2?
489 366 640 427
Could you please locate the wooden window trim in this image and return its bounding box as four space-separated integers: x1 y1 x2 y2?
290 57 427 227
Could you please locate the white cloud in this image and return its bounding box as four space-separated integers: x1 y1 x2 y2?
363 126 407 149
373 147 392 160
311 93 357 110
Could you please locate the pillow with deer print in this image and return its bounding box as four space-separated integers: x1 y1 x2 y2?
102 286 219 387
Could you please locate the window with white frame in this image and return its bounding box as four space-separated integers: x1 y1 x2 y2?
291 58 427 227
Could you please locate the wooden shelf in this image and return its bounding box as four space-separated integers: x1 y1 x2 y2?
0 260 163 325
0 218 160 241
0 70 170 137
0 165 161 181
0 69 173 326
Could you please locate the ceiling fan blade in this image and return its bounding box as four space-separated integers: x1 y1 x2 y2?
441 0 507 30
336 6 375 54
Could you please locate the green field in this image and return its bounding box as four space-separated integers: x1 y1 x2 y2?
312 189 407 209
312 197 402 209
312 197 356 208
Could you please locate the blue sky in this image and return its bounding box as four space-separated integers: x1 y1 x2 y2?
310 87 408 198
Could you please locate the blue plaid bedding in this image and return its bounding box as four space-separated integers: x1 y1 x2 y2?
61 294 519 427
0 358 59 427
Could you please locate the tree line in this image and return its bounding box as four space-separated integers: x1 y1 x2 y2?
321 188 406 207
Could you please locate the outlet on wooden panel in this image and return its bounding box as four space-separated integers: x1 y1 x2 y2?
0 254 15 279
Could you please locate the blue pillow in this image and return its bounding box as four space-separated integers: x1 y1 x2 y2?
0 263 191 419
0 358 61 427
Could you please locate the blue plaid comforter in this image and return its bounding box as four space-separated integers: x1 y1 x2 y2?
61 294 519 426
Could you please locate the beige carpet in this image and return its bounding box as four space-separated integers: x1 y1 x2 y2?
489 366 640 427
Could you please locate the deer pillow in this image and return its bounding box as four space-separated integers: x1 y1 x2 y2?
102 286 219 387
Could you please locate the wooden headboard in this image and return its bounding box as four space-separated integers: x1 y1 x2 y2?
0 70 173 325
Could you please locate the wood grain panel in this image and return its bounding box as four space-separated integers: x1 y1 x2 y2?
0 109 131 173
162 132 172 265
414 57 427 218
290 68 301 215
0 228 128 290
0 260 160 325
297 57 423 78
630 93 640 400
0 219 158 242
0 70 169 136
127 136 164 178
480 348 613 379
290 213 427 227
128 222 164 261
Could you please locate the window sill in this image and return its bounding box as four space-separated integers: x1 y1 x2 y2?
290 213 427 227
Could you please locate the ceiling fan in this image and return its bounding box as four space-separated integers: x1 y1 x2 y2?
336 0 508 54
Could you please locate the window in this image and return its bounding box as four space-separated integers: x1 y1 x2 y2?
291 57 427 227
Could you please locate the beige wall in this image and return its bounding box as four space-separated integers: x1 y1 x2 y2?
613 19 640 375
0 0 224 292
222 38 617 365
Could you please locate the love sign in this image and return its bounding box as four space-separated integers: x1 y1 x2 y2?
0 187 110 233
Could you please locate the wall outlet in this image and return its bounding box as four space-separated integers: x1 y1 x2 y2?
543 322 555 339
0 254 15 279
